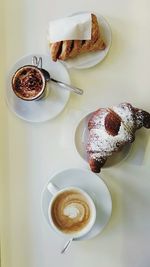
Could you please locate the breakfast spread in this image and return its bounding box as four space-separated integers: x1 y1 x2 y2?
86 103 150 173
49 14 106 61
7 10 150 245
51 189 91 233
12 65 45 100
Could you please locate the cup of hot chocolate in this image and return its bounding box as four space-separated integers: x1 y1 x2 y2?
11 56 49 101
47 183 96 239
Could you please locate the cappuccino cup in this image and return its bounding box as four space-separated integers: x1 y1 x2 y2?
47 183 96 239
11 56 49 101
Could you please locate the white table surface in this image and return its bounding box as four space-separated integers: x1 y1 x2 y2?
1 0 150 267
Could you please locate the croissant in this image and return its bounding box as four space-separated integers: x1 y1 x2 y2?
50 14 106 61
86 103 150 173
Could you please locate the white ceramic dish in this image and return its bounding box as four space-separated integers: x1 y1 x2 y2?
6 54 70 122
75 113 131 168
41 168 112 241
61 12 112 69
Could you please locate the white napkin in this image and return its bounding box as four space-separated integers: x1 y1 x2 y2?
48 13 92 43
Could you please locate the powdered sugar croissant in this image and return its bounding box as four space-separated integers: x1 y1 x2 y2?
86 103 150 173
50 14 106 61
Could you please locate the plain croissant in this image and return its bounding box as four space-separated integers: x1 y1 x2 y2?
86 103 150 173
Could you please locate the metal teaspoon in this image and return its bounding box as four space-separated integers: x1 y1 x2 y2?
41 68 83 95
61 238 73 254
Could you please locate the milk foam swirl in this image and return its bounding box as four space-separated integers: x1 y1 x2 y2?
51 190 91 233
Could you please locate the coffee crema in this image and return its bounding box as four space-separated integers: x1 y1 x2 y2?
12 66 44 100
51 190 91 233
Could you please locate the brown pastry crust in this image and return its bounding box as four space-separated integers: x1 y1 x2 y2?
58 40 72 60
105 112 121 136
50 41 62 61
89 157 107 173
69 40 82 58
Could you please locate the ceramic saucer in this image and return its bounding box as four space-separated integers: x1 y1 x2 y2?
75 112 131 169
41 168 112 241
6 54 70 122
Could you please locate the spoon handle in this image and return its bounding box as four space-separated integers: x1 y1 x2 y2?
61 238 73 254
51 78 83 95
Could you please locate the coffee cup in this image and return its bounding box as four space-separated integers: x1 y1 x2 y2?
11 56 49 101
47 183 96 239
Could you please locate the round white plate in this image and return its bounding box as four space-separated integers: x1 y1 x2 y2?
61 12 112 69
6 54 70 122
41 168 112 241
75 113 131 169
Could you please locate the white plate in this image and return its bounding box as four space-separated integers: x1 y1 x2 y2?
6 54 70 122
61 12 112 69
75 113 131 169
41 168 112 241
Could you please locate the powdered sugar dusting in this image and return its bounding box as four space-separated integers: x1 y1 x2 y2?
88 109 107 129
87 122 130 159
87 103 136 160
112 104 135 133
135 110 144 129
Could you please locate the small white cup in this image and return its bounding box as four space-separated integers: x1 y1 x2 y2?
47 183 96 239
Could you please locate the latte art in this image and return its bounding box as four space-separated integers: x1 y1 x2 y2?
63 204 82 219
51 190 91 233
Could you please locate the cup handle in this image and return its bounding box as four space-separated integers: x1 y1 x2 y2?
47 182 59 195
32 56 42 68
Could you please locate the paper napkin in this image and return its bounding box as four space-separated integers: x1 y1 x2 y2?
48 13 92 43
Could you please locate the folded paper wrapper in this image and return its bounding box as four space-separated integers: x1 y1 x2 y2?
48 13 92 43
